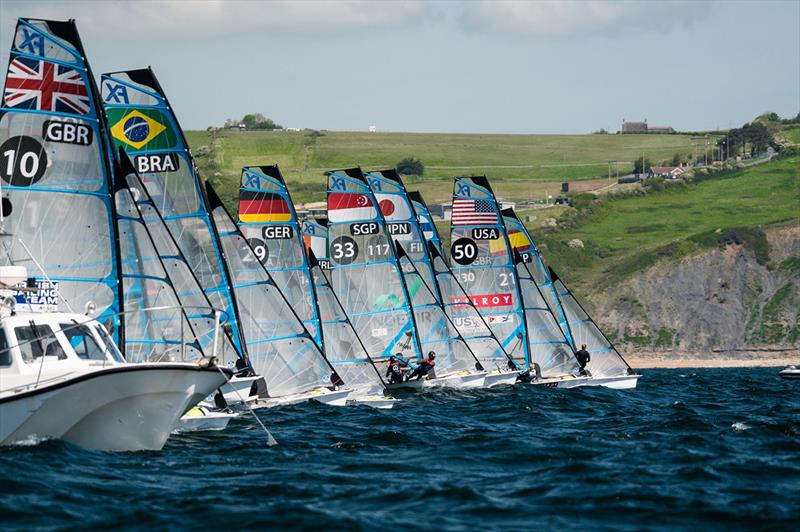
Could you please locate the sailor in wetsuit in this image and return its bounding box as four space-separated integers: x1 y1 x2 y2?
407 352 436 381
329 371 344 388
385 355 407 384
575 344 591 376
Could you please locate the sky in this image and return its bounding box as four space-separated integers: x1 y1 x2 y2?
1 0 798 133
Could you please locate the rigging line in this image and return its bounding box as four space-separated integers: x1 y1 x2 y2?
213 364 277 446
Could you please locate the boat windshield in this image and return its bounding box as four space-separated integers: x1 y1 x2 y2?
94 324 125 363
60 323 107 361
15 325 67 363
0 330 9 367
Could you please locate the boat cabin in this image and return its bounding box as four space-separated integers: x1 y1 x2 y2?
0 309 124 396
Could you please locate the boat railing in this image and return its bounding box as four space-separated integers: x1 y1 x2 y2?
0 305 232 384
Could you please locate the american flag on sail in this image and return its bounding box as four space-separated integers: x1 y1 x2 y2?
3 56 90 115
451 198 498 226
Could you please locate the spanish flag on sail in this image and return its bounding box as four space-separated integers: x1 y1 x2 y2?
239 190 291 223
489 229 531 256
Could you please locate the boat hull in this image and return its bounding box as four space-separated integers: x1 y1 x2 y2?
585 374 641 389
387 371 486 391
219 374 262 404
483 371 519 388
778 368 800 380
1 364 229 451
531 375 592 388
175 409 237 432
252 387 352 409
348 394 398 409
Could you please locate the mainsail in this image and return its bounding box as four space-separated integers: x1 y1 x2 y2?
238 165 321 346
449 176 529 368
501 207 573 349
100 67 246 361
114 147 239 364
364 170 480 375
0 18 123 342
308 250 386 393
326 167 423 367
550 267 633 378
501 209 579 376
206 182 336 397
426 242 515 372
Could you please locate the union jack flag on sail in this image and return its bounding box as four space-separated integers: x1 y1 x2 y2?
2 56 90 115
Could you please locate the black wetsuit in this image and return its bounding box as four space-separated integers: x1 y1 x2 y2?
576 349 591 375
408 359 435 380
386 362 405 384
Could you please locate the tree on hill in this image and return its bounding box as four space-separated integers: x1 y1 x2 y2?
717 121 773 158
633 157 652 175
397 157 424 176
224 113 283 130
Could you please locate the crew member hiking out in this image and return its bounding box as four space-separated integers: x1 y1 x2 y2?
576 344 591 376
407 351 436 381
386 355 407 384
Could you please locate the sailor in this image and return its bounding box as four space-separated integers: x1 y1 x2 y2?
576 344 591 375
385 355 406 384
517 363 542 383
475 362 484 371
329 371 344 388
407 351 436 381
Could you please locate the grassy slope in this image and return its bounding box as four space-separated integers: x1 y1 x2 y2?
536 156 800 290
186 129 711 207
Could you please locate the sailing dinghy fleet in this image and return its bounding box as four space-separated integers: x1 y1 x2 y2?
0 17 639 452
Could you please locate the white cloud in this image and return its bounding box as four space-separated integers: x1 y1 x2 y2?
0 0 437 40
456 0 713 37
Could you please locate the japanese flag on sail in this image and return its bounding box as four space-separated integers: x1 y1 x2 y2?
328 192 376 222
374 193 411 221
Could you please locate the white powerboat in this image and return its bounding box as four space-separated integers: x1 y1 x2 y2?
0 296 231 451
778 366 800 380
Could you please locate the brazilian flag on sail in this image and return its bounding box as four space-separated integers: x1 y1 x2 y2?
106 107 179 151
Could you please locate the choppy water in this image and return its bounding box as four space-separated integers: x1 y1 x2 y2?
1 368 799 530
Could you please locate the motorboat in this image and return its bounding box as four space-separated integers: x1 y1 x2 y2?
0 269 231 451
778 365 800 380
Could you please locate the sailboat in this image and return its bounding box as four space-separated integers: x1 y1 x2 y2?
501 206 640 389
0 17 229 450
206 182 352 407
302 217 331 273
365 169 487 388
449 177 587 387
101 68 349 407
238 165 394 407
549 267 640 389
100 67 257 401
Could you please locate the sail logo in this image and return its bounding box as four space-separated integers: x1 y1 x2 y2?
242 171 261 188
134 153 179 174
16 27 44 56
456 182 471 197
451 293 513 308
330 177 346 191
109 109 167 149
12 280 59 311
103 82 129 104
367 177 382 191
42 120 93 146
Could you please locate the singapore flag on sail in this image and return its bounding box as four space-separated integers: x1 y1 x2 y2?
328 192 376 222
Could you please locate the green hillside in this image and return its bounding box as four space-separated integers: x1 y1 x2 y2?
533 155 800 290
186 129 714 207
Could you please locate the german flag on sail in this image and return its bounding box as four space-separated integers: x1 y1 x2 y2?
239 190 291 223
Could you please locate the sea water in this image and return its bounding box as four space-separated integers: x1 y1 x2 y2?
1 368 798 529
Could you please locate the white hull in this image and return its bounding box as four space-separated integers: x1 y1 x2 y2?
387 371 486 391
175 409 237 432
531 375 592 388
482 371 519 388
348 394 398 409
1 364 229 451
251 387 352 409
219 374 261 404
584 374 641 389
778 367 800 380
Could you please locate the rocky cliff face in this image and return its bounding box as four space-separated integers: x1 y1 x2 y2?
589 225 800 358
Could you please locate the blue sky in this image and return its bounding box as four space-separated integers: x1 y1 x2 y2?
1 0 798 133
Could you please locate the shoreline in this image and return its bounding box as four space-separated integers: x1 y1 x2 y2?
627 357 797 369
